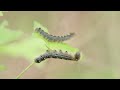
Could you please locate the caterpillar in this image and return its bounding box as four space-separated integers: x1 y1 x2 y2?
35 28 75 42
35 50 80 63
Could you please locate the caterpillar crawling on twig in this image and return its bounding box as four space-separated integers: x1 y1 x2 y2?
35 50 80 63
35 28 75 42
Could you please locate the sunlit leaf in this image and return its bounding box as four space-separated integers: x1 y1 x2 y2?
0 21 48 68
47 42 79 55
33 21 80 55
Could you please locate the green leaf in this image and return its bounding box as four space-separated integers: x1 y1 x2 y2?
0 21 48 68
47 42 79 55
0 20 23 45
2 37 48 68
33 21 80 55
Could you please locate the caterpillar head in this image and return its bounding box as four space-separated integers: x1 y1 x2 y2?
70 33 75 36
74 52 80 61
35 28 40 32
35 57 41 63
34 55 45 63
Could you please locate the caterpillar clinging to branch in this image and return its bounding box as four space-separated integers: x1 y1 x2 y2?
35 28 75 42
35 50 80 63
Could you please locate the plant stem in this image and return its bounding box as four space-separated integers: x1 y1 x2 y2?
16 61 35 79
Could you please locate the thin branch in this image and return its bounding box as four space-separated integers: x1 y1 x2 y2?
16 61 35 79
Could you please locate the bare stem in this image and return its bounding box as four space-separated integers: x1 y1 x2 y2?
16 61 35 79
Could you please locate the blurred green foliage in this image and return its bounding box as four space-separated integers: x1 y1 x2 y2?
0 65 6 71
0 11 3 16
0 11 8 16
0 20 23 45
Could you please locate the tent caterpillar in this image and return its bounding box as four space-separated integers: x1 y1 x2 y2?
35 28 75 42
35 50 80 63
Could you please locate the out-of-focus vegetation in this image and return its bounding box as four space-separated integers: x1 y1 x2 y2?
0 20 23 45
0 11 3 16
0 11 8 16
0 11 120 79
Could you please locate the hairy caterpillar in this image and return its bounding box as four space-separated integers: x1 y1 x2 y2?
35 28 75 42
35 50 80 63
